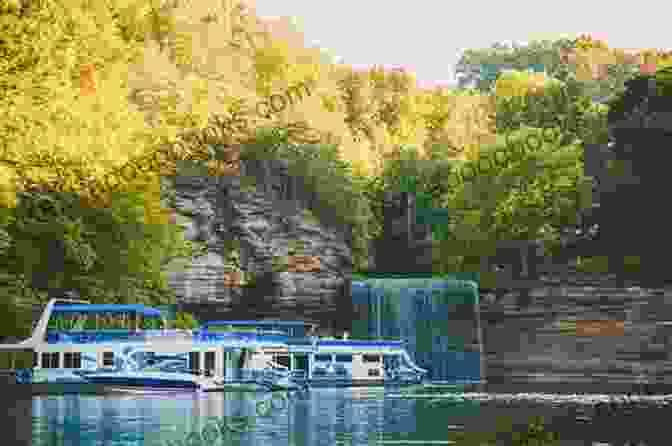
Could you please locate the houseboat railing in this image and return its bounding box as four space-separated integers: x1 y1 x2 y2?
44 328 196 344
196 331 289 344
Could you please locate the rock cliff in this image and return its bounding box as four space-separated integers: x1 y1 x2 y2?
481 269 672 387
163 159 353 333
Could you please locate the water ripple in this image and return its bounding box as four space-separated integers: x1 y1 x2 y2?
389 391 672 406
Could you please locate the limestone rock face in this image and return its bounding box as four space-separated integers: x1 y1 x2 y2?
163 160 353 332
481 276 672 384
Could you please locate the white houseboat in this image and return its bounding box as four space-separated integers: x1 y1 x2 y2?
0 299 427 393
0 299 296 393
200 320 428 387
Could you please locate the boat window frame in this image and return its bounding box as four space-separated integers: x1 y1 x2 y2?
314 354 333 363
63 352 82 369
189 351 201 374
292 353 309 371
204 351 216 373
272 354 290 369
41 352 59 369
362 354 382 363
102 351 114 367
334 354 353 363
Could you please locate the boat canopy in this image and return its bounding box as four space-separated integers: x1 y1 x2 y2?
52 304 162 317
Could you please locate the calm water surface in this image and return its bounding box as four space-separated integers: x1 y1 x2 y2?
17 385 672 446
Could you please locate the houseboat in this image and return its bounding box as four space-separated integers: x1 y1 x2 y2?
0 300 428 394
0 299 296 393
200 321 428 387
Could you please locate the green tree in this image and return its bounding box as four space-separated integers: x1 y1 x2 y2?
455 37 638 103
455 39 572 92
434 127 591 274
0 185 198 337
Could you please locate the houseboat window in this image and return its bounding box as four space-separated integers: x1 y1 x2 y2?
97 312 132 330
189 352 200 373
334 354 352 363
48 312 90 331
273 354 290 368
63 352 82 369
362 354 381 363
367 369 381 377
314 354 332 362
72 313 87 330
103 352 114 367
41 352 59 369
100 313 112 329
204 352 215 373
84 314 97 330
293 354 308 371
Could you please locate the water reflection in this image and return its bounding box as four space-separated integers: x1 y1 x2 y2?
20 387 671 446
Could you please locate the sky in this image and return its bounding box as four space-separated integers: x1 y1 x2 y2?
252 0 670 88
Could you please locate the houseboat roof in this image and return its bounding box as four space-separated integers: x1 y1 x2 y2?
317 339 405 347
52 304 162 317
202 320 314 328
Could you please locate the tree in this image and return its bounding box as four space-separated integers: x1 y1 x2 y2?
599 72 672 286
0 187 196 306
434 127 590 276
455 39 572 93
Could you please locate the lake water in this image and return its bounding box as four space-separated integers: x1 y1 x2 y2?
11 384 672 446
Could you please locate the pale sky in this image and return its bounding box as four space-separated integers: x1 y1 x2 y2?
253 0 668 88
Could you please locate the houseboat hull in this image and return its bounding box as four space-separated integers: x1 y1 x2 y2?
76 373 202 390
29 382 110 396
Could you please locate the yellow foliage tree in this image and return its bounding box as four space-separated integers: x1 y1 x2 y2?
1 0 502 216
